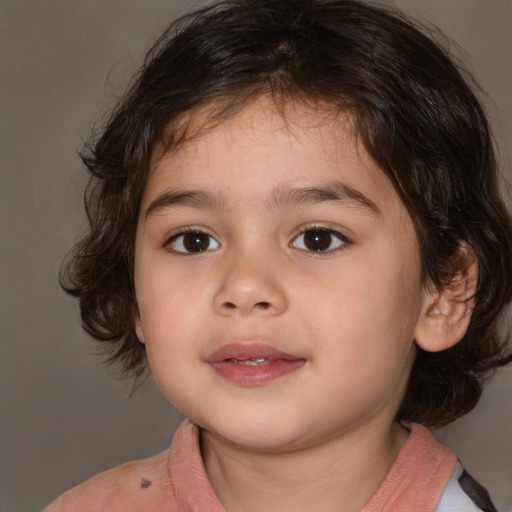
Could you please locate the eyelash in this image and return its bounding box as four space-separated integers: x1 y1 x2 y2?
290 226 350 254
164 228 219 254
164 226 351 254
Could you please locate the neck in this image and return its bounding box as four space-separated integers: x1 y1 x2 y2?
201 419 409 512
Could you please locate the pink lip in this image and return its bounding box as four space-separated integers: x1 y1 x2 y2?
207 343 306 386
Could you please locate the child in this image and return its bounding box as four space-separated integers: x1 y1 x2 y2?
45 0 512 510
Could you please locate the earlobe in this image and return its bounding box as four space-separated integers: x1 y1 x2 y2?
131 304 146 344
414 244 478 353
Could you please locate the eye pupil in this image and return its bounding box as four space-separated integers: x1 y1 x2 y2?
304 230 331 251
183 232 210 252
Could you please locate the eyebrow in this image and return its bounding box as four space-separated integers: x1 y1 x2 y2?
144 181 381 219
267 182 381 215
144 189 230 218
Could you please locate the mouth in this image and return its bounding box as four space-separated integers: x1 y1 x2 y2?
207 343 306 386
226 358 271 366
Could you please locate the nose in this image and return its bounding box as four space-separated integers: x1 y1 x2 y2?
213 250 288 317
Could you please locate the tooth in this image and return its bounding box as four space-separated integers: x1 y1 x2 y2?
225 358 270 365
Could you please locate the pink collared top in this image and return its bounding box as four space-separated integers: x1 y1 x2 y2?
44 419 457 512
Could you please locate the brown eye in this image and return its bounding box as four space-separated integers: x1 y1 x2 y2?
169 231 220 253
291 229 346 252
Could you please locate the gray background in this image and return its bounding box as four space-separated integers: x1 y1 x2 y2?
1 1 510 511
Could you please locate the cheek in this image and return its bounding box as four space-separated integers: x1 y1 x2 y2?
136 248 209 315
134 261 207 357
138 288 202 347
307 275 419 421
137 278 207 405
302 247 423 367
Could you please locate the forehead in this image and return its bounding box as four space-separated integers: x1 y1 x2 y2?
143 96 404 218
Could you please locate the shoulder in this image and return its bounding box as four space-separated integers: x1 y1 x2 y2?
42 419 216 512
43 450 178 512
435 462 498 512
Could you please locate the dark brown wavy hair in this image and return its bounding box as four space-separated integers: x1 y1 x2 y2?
61 0 512 427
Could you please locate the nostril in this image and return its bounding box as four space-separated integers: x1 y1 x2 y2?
220 300 272 312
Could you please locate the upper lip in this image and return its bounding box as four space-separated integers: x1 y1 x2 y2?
206 343 302 363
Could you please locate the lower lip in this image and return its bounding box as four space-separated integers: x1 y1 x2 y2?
209 359 305 386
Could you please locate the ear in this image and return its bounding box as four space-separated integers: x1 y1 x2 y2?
131 304 146 344
414 244 478 352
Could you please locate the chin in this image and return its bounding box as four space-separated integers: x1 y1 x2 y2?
199 416 313 453
211 430 298 453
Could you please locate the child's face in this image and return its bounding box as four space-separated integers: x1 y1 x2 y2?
133 98 428 452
